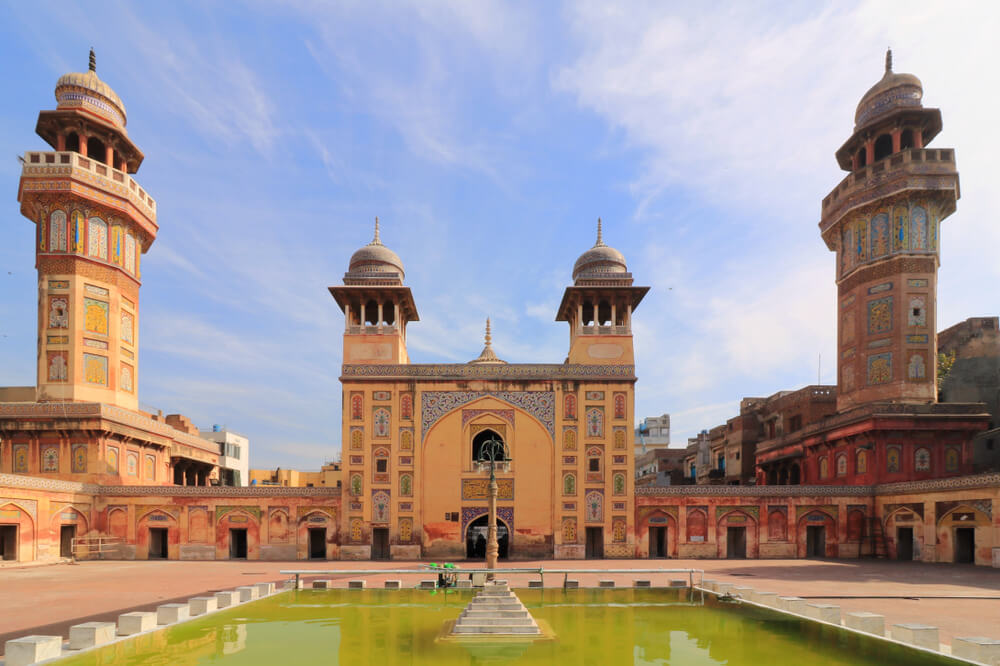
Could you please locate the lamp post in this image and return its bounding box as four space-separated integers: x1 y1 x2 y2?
480 436 509 581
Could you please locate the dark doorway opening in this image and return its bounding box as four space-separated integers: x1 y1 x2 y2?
955 527 975 564
372 528 390 560
229 528 248 559
585 527 603 559
896 527 914 561
806 526 826 558
465 515 509 559
149 528 168 559
726 527 747 559
60 525 76 559
0 525 17 561
308 528 326 560
471 429 506 463
649 526 668 559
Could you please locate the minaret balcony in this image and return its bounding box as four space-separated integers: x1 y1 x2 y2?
579 325 630 336
821 147 956 234
347 324 400 335
21 150 157 227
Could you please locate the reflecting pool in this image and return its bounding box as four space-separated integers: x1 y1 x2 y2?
58 588 959 665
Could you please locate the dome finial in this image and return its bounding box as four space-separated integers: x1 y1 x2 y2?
885 47 892 74
484 317 492 347
370 216 382 246
469 316 506 364
595 217 605 247
89 47 96 73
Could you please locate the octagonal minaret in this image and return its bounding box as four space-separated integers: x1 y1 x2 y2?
17 50 158 410
820 50 958 412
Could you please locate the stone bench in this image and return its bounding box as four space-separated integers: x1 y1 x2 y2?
69 622 116 650
844 612 884 636
804 603 840 624
118 611 157 636
254 582 275 597
751 591 778 606
189 596 218 616
890 623 938 650
952 637 1000 664
215 591 239 608
777 597 807 614
157 603 190 625
4 636 62 666
236 585 259 601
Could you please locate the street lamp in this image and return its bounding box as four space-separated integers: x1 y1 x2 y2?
479 436 510 580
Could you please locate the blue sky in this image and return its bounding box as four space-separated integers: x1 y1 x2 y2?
1 2 997 469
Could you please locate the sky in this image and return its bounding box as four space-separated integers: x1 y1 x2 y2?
0 2 997 470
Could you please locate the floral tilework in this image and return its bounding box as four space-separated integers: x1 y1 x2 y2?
422 391 554 439
867 297 892 335
867 353 892 385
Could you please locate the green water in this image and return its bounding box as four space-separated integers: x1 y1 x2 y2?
58 588 957 665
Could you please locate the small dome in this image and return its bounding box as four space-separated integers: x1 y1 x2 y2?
854 49 923 130
572 219 628 282
347 217 405 279
55 50 127 128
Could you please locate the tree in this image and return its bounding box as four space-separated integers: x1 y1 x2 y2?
937 350 956 399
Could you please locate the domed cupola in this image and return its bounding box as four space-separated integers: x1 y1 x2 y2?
572 219 631 285
345 217 405 285
854 49 923 131
55 48 128 130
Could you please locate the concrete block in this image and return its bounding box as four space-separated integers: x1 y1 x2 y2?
384 580 402 589
118 611 157 636
348 580 366 589
189 596 218 616
69 621 116 650
599 580 615 588
701 579 717 591
254 582 274 597
715 583 734 595
778 597 807 614
844 612 885 636
282 578 300 590
634 580 651 588
952 637 1000 664
214 591 238 608
733 586 754 599
669 579 689 588
528 580 543 588
236 585 259 602
419 580 437 589
311 579 332 590
891 624 939 651
564 580 579 589
157 603 190 625
456 580 472 589
752 591 778 607
4 636 62 666
470 572 487 587
804 603 840 624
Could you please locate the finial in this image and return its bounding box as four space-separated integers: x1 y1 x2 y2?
484 317 492 347
885 47 892 74
595 217 604 247
371 216 382 245
89 48 96 73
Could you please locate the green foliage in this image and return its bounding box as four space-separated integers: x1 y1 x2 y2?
937 350 956 394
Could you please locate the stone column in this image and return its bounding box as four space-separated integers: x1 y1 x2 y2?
486 476 498 579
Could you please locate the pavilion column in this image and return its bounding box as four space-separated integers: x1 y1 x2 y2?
377 303 384 331
577 303 583 332
344 303 351 332
914 128 924 149
891 128 902 153
56 133 66 151
394 302 399 330
360 302 366 327
105 143 114 167
611 303 616 328
79 133 88 157
864 139 874 165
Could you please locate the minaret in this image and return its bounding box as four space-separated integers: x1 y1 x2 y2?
555 219 649 364
820 50 957 411
329 218 418 364
17 50 157 410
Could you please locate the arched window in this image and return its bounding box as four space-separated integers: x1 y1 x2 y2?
400 394 413 420
856 146 867 168
373 448 389 476
399 429 413 451
563 428 577 450
49 210 67 251
564 393 577 419
819 456 829 479
910 206 928 250
613 394 626 419
597 300 612 325
914 447 931 472
66 132 80 153
581 301 595 326
399 473 412 497
87 136 105 162
351 394 363 420
587 447 602 474
613 428 626 449
350 473 362 496
472 429 505 462
88 217 108 260
382 299 395 325
687 509 707 541
944 447 960 472
768 510 787 541
900 129 914 150
364 299 379 325
887 446 901 473
856 449 868 475
612 472 626 495
836 454 847 477
350 428 363 450
874 134 893 161
562 473 576 496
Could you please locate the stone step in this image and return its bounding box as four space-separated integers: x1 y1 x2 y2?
452 624 540 635
467 602 523 611
462 609 531 618
456 616 536 626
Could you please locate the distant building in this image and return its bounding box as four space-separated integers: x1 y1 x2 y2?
248 462 342 488
199 426 250 486
634 414 669 455
939 317 1000 471
635 447 686 487
684 431 712 484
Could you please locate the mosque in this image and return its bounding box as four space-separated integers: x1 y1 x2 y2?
0 51 997 566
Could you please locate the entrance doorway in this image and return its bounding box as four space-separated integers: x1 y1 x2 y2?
955 527 975 564
649 526 668 559
0 525 17 561
308 528 326 560
372 528 390 560
585 527 603 559
465 515 509 559
229 528 247 559
726 527 747 559
149 528 168 559
806 526 826 557
896 527 914 561
60 525 76 558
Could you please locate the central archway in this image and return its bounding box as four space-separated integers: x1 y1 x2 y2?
465 514 509 559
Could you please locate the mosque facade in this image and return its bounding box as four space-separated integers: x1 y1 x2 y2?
0 52 998 567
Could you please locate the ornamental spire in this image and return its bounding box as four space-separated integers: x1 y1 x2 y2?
369 216 382 246
468 316 506 364
885 47 892 74
89 47 96 73
595 217 605 247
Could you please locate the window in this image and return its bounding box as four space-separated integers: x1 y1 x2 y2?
589 458 600 472
789 415 802 433
376 458 387 473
